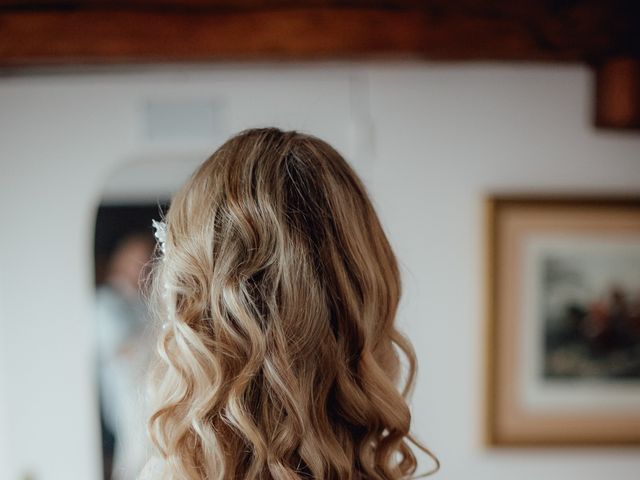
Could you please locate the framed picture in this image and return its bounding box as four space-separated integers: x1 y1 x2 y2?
485 195 640 446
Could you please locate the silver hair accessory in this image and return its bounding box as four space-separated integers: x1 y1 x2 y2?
151 219 167 255
152 219 170 330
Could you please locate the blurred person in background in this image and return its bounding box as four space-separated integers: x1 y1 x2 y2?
96 233 155 480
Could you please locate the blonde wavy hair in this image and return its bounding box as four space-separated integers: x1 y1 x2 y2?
147 127 438 479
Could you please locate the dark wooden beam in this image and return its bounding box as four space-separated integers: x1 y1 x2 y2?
595 56 640 129
0 1 637 66
8 8 424 65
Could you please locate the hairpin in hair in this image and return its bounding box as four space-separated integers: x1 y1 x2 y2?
152 219 171 330
152 219 167 256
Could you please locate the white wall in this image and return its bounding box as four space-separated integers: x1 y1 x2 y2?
0 286 9 479
0 63 639 480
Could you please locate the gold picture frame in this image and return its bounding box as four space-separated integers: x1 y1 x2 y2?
485 195 640 446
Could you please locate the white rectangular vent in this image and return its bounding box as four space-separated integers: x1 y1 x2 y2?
142 98 228 142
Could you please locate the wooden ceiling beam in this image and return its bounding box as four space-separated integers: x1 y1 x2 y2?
0 3 636 66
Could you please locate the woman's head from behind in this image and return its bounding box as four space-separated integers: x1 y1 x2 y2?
149 127 434 479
